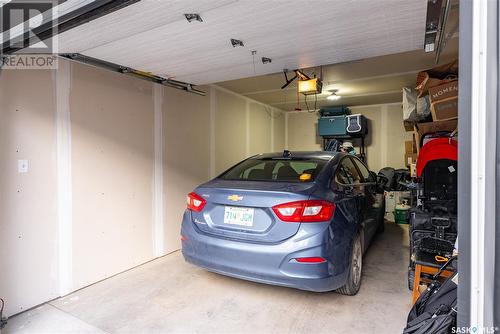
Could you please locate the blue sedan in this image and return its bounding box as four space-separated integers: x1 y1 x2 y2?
181 151 385 295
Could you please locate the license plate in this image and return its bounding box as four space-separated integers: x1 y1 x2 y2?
224 206 254 227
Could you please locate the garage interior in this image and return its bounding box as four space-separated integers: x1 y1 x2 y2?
0 0 484 333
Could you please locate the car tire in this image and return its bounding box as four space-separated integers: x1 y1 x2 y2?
408 268 415 291
336 232 363 296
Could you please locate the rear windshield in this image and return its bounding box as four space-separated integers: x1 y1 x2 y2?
219 158 327 183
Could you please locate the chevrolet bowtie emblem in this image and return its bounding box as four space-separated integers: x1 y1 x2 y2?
227 195 243 202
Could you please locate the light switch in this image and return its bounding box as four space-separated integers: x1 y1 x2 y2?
18 159 29 173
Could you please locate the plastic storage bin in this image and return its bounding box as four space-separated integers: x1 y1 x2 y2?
318 116 347 136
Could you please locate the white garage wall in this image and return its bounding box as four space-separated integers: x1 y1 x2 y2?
248 102 272 155
212 85 286 175
69 63 156 289
285 104 407 172
214 89 248 174
286 112 323 151
162 85 211 253
0 69 59 316
0 59 285 316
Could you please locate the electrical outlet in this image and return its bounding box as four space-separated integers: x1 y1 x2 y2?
18 159 29 173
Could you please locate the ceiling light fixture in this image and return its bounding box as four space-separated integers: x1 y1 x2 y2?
327 89 341 101
261 57 272 64
298 78 322 95
230 38 244 47
184 13 203 22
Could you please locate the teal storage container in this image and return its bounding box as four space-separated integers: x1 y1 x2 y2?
319 106 351 117
318 116 347 136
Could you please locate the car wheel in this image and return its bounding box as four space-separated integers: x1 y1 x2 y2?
408 268 415 291
336 232 363 296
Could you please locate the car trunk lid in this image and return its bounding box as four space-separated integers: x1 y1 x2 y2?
190 180 316 243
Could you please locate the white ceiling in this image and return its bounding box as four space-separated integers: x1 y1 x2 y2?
216 36 459 110
56 0 428 85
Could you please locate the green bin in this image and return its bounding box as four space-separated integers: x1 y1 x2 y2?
394 204 410 224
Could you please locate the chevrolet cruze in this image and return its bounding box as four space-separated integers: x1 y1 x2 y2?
181 151 385 295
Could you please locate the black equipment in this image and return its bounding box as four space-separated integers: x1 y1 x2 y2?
408 136 458 290
377 167 396 191
346 114 368 135
408 206 457 289
394 169 411 191
377 167 411 191
404 257 457 334
422 159 457 201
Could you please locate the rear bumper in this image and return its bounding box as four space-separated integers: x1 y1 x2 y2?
181 211 349 292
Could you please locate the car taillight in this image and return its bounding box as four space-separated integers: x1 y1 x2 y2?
295 257 327 263
272 200 335 223
186 192 206 212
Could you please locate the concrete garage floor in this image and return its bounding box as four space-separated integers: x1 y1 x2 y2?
5 222 411 334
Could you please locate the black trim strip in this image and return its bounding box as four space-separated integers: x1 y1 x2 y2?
1 0 140 55
60 53 206 96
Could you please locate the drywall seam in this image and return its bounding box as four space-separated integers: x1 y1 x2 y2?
284 102 403 113
241 70 426 96
55 59 73 295
153 84 164 257
210 84 284 111
270 90 402 107
245 101 250 156
210 86 216 178
350 102 403 109
270 109 275 152
380 105 388 166
284 112 289 149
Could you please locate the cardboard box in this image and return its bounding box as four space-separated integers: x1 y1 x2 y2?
428 81 458 121
414 119 458 153
431 96 458 121
428 80 458 102
415 59 458 97
406 133 418 154
405 141 413 154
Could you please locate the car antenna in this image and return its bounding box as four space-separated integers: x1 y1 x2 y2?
283 150 291 158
